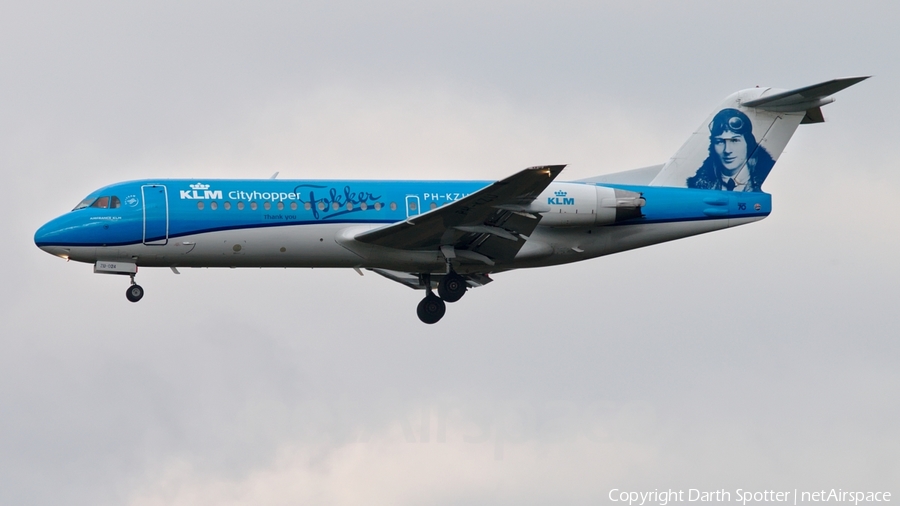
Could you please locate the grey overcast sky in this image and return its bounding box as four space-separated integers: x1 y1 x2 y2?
2 2 898 505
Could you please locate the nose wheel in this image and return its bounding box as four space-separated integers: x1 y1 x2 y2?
125 275 144 303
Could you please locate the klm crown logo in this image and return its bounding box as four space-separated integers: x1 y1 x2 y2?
181 182 222 200
548 189 574 206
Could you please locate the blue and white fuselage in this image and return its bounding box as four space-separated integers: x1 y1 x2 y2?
34 178 769 270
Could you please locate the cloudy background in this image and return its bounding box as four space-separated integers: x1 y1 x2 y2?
2 1 898 504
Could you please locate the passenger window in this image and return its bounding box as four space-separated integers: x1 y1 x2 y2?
91 196 110 209
110 196 121 209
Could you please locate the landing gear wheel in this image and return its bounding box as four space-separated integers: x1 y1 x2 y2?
438 272 467 303
126 284 144 303
416 294 446 324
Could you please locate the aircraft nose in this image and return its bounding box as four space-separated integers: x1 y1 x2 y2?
34 217 69 258
34 220 53 247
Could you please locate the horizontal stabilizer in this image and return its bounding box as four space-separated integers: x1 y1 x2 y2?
742 76 870 112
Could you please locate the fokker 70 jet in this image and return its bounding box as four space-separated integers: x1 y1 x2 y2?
35 77 867 323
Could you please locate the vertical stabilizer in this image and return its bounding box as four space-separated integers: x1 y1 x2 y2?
650 77 869 192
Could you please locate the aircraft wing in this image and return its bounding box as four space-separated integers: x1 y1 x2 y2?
354 165 565 265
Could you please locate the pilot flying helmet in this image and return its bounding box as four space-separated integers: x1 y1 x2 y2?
709 108 753 137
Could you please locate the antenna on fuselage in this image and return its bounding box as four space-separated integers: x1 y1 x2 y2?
270 171 279 179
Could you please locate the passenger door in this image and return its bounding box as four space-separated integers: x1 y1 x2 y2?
142 185 169 245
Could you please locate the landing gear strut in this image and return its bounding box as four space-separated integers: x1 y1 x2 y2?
125 275 144 303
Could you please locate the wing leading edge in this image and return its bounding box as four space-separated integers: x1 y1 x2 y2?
353 165 566 265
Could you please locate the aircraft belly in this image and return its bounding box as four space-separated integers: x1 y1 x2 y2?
121 224 364 268
62 246 97 263
509 218 755 269
66 217 766 272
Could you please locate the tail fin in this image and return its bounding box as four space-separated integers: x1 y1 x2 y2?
650 77 869 192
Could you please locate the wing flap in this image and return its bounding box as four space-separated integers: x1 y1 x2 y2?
369 268 493 290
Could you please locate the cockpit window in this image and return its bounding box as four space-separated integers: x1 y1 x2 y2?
91 196 110 209
73 195 121 210
73 197 97 210
73 195 122 210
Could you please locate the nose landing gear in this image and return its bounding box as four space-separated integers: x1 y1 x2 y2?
93 261 144 302
125 275 144 303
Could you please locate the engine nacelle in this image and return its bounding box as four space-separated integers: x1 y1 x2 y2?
537 183 644 227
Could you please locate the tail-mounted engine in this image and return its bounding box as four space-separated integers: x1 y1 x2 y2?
538 183 644 227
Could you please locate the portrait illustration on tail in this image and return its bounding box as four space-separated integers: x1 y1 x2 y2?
686 108 775 192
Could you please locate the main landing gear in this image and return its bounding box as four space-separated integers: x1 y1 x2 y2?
416 293 445 324
438 271 467 302
125 275 144 303
416 272 468 324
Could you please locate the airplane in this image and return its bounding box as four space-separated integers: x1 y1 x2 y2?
34 77 868 323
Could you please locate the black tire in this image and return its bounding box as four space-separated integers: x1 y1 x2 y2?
126 284 144 303
438 272 467 303
416 294 446 324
